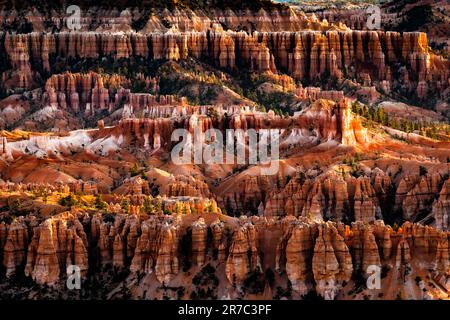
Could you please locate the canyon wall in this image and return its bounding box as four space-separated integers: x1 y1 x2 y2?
102 97 365 148
43 72 162 116
0 96 364 161
1 212 448 299
0 30 447 101
218 167 449 231
0 7 335 33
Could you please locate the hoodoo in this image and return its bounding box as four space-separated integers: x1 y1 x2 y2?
0 0 448 302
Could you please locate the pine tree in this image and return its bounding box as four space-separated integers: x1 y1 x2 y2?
94 194 107 210
130 163 139 177
142 196 153 214
121 198 130 213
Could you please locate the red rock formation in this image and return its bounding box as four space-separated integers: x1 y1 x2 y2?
295 98 367 146
395 236 411 268
41 71 167 117
433 179 450 231
398 174 444 221
0 137 7 156
0 222 7 258
97 222 115 265
3 217 29 277
130 218 158 274
2 33 34 91
105 118 174 151
191 218 208 267
121 214 141 260
284 222 316 294
263 168 390 223
210 219 226 261
128 215 181 283
434 234 449 275
24 212 88 285
167 176 211 198
0 208 448 297
154 221 180 284
225 222 260 284
1 30 447 101
312 222 352 300
114 177 149 196
353 176 380 223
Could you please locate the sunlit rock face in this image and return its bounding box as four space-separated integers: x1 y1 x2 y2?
1 211 449 299
0 0 448 301
0 30 447 102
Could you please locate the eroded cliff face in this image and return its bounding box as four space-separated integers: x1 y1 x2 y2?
433 179 450 231
1 212 448 299
234 167 450 230
24 212 89 285
43 72 160 115
0 29 447 102
315 1 450 56
0 96 364 160
312 222 353 300
0 1 447 301
263 170 387 222
0 6 338 33
2 216 31 277
225 222 260 284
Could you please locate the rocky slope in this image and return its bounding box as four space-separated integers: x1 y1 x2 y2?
0 0 448 301
0 97 366 161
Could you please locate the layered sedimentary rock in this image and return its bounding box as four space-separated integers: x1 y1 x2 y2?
312 222 352 300
154 221 180 283
3 96 357 159
263 169 389 223
295 86 345 102
295 98 368 145
278 218 449 299
0 1 448 302
210 219 227 262
351 222 382 273
1 34 34 91
283 222 316 294
2 217 30 277
433 179 450 231
396 174 448 222
434 233 449 275
241 168 449 231
166 176 211 198
395 236 411 268
317 2 450 56
43 72 165 116
400 174 442 220
113 177 150 196
353 176 382 223
191 218 208 267
0 222 7 256
23 212 88 285
0 6 337 34
1 210 449 299
0 30 447 101
128 216 180 283
225 222 260 284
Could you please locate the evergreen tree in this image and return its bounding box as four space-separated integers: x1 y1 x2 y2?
121 198 130 213
94 194 107 210
142 196 154 214
130 163 139 177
